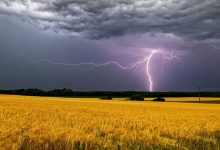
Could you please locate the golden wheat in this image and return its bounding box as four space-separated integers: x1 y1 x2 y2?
0 95 219 150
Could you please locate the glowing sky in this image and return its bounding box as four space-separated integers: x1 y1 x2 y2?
0 0 220 91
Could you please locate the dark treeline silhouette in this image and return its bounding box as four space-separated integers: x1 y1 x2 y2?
0 88 220 97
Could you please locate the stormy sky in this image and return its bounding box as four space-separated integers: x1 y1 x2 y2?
0 0 220 91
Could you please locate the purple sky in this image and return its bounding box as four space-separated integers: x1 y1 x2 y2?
0 0 220 91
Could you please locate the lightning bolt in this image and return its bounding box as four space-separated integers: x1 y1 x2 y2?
145 49 180 91
35 49 179 92
146 50 157 92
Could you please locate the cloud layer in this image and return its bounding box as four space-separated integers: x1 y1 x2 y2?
0 0 219 39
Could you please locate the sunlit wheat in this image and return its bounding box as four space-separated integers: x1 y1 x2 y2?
0 95 219 149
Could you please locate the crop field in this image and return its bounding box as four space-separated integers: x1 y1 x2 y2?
0 95 219 150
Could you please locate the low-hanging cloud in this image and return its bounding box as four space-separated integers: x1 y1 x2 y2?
0 0 219 40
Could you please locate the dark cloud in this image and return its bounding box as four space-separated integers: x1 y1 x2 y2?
0 0 219 39
0 1 220 91
0 15 143 91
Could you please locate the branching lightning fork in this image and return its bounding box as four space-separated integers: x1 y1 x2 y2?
36 49 179 92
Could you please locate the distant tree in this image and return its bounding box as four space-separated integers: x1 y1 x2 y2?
100 96 112 100
47 88 74 97
152 97 165 102
62 88 75 96
129 95 145 101
26 88 45 96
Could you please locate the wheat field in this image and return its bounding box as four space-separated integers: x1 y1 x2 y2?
0 95 219 150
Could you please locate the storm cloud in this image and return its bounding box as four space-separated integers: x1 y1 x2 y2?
0 0 220 91
0 0 219 40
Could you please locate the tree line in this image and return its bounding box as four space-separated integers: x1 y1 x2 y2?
0 88 220 97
